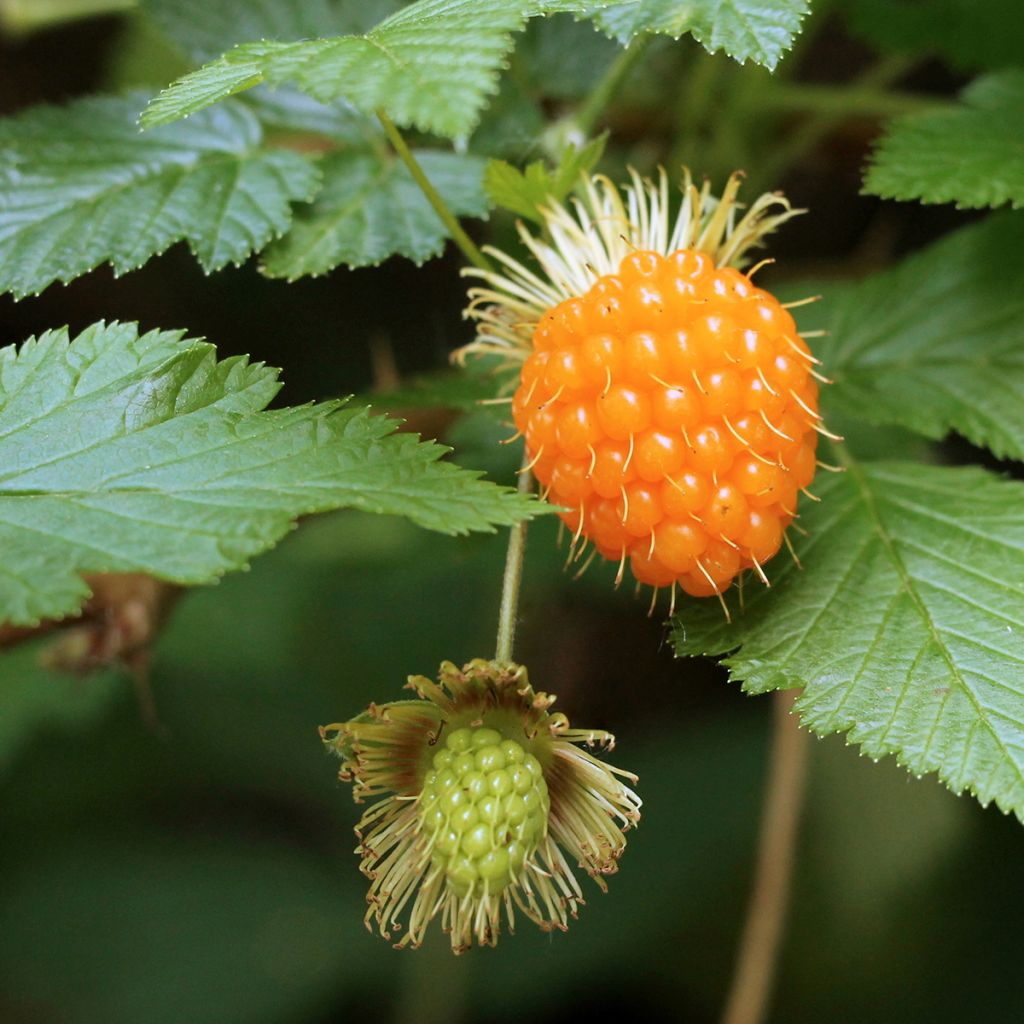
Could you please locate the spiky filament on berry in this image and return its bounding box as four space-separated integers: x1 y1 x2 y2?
321 659 641 953
459 169 834 603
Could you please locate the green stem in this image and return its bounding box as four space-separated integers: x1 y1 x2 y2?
376 110 493 273
494 459 533 663
720 689 810 1024
575 37 652 137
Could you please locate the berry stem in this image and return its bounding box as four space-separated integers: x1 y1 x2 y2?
376 110 494 273
494 457 534 663
575 37 651 137
720 688 810 1024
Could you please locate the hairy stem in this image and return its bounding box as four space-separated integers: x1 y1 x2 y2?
575 37 651 137
495 459 533 663
721 688 810 1024
376 110 493 273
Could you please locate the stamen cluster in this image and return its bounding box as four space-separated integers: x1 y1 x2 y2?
322 659 641 952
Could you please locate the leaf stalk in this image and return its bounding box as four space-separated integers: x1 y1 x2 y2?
376 110 493 273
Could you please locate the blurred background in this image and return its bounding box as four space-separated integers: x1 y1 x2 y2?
1 3 1023 1022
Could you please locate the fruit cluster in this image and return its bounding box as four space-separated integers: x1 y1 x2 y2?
511 249 820 597
419 725 550 896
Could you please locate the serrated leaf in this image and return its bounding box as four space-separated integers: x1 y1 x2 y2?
837 0 1024 73
0 93 320 298
584 0 810 70
864 72 1024 210
0 322 548 626
142 0 398 144
140 0 616 138
142 0 402 63
817 213 1024 460
261 149 488 277
672 458 1024 819
484 136 606 222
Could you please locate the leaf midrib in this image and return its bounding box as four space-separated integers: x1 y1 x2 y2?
838 448 1024 792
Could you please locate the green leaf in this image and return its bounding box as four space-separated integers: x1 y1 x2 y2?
0 322 548 626
142 0 402 63
672 458 1024 819
261 149 488 277
484 135 606 222
584 0 811 70
140 0 612 138
817 213 1024 460
837 0 1024 73
864 73 1024 210
0 93 320 298
142 0 398 144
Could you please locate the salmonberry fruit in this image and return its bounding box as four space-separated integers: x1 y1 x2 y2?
512 249 818 597
462 170 829 601
419 726 549 896
323 659 640 951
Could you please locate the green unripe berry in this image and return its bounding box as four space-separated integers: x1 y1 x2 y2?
470 728 502 750
420 725 549 897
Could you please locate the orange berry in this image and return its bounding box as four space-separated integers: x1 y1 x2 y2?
591 440 637 498
512 247 822 597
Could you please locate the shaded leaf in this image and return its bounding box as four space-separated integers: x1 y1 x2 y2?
141 0 611 139
142 0 402 62
0 93 319 298
838 0 1024 73
817 213 1024 460
142 0 397 143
